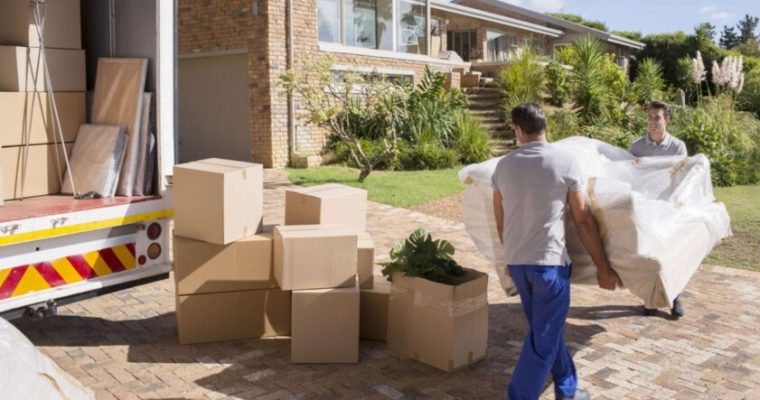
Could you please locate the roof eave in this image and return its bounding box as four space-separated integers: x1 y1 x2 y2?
430 0 563 38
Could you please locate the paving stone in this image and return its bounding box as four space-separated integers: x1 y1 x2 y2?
8 169 760 399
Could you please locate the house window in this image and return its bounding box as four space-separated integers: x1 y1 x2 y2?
447 30 477 61
318 0 341 43
343 0 377 49
318 0 427 54
486 31 517 62
397 0 427 55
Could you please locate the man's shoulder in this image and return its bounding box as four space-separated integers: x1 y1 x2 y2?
630 136 647 147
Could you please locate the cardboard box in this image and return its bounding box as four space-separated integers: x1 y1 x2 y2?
173 158 263 245
2 143 72 200
291 284 359 363
176 288 291 345
273 225 357 291
386 269 488 372
358 233 375 289
285 183 367 231
0 92 85 147
0 46 85 92
360 280 389 341
0 0 82 49
173 233 276 296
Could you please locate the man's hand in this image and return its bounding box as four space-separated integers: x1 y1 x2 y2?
596 267 623 291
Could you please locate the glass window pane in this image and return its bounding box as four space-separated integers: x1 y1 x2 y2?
344 0 378 49
318 0 340 43
377 0 393 50
396 0 427 55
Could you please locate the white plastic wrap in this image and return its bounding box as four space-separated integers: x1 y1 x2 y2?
0 318 94 400
460 137 732 308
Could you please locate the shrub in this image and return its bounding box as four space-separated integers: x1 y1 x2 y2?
738 66 760 117
497 47 545 110
545 61 571 106
584 124 638 149
453 112 491 163
396 139 459 170
633 58 666 104
547 110 581 142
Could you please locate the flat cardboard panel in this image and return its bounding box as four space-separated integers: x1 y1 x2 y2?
386 269 488 372
176 289 291 345
61 124 127 197
173 233 276 296
358 233 375 289
0 149 4 206
2 143 73 200
273 225 357 291
285 183 367 231
173 158 264 245
0 46 86 91
134 92 154 196
360 281 389 341
91 58 147 196
291 284 359 363
0 92 85 147
0 0 82 49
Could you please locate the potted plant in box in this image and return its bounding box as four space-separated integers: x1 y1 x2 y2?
381 228 488 372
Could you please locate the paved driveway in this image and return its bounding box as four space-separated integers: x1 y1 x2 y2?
12 170 760 399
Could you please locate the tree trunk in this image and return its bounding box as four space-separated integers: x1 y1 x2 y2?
358 167 371 183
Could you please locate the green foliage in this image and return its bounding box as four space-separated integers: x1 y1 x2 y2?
548 13 608 32
554 45 576 66
720 25 741 49
381 228 465 284
632 58 666 104
670 95 760 186
545 61 570 106
738 67 760 116
396 139 459 170
333 139 400 170
570 37 629 124
497 47 545 111
584 124 638 149
547 110 581 142
737 14 760 44
612 31 643 42
453 112 491 163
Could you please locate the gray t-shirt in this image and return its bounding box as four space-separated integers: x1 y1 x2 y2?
491 141 584 266
628 133 687 157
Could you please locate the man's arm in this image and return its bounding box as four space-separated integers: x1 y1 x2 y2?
568 190 622 290
493 191 504 244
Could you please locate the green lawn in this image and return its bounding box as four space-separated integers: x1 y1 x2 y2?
286 166 464 208
706 185 760 271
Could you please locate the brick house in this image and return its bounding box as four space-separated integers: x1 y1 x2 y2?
178 0 644 168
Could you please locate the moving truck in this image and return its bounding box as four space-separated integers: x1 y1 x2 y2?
0 0 176 319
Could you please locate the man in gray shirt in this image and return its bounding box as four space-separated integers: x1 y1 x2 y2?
629 101 688 318
628 101 687 158
492 103 622 400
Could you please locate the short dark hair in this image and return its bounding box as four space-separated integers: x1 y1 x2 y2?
648 101 671 119
511 103 546 135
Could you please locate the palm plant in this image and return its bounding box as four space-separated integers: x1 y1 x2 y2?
496 47 546 111
570 37 607 123
633 58 666 104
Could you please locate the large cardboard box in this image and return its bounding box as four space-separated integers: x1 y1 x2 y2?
173 158 263 245
0 46 86 92
173 233 276 296
0 0 82 49
285 183 367 231
176 288 291 345
0 92 85 147
273 225 357 291
2 143 72 200
387 269 488 372
291 284 359 363
360 280 389 341
358 233 375 289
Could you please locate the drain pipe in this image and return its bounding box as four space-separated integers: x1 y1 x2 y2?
287 0 296 164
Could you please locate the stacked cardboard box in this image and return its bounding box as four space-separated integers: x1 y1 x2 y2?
172 158 287 345
0 0 86 201
281 184 381 363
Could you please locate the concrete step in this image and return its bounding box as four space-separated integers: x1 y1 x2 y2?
468 100 500 109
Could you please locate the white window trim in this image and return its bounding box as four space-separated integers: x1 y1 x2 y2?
319 41 471 67
332 64 415 77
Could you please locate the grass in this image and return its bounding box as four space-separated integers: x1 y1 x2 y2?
286 166 465 208
706 185 760 271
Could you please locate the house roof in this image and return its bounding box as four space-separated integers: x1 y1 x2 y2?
430 0 563 38
449 0 646 50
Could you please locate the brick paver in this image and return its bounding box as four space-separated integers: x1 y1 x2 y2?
11 170 760 399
